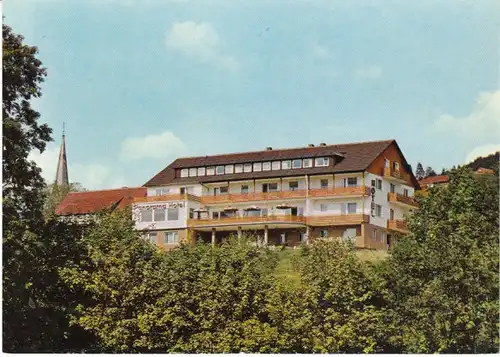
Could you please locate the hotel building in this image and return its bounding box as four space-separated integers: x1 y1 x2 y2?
132 139 419 250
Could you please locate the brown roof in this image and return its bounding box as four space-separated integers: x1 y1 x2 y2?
418 175 449 186
55 187 147 216
144 139 399 186
475 167 495 175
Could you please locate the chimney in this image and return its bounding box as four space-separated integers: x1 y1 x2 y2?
266 147 273 151
308 144 315 147
319 143 327 146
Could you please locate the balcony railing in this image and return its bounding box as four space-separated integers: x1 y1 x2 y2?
387 219 409 233
383 167 409 182
307 214 369 226
134 193 200 203
188 215 306 227
308 186 370 197
387 192 418 208
200 189 308 204
188 214 369 228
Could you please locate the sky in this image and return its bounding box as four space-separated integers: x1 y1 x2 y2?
5 0 500 189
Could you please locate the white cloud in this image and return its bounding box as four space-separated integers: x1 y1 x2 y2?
432 90 500 146
465 144 500 164
28 146 123 190
354 65 382 79
312 44 334 60
120 131 186 161
165 21 238 71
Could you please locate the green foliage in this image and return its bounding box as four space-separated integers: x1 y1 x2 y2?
466 151 499 173
382 167 499 353
415 162 425 180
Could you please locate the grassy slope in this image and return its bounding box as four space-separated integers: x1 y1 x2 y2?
273 248 388 286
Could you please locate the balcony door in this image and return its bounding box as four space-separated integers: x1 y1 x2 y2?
390 209 395 220
262 184 268 193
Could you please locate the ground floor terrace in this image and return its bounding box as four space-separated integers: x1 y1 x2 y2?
144 221 401 251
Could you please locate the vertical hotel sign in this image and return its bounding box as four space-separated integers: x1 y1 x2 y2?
370 187 376 217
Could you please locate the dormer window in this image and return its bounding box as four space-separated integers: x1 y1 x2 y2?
244 163 252 173
262 162 271 171
225 165 234 174
315 157 329 167
216 166 224 175
303 158 313 168
292 159 302 169
189 168 197 177
180 169 189 177
272 161 281 170
235 164 243 173
206 167 215 176
253 162 262 172
197 167 205 176
282 160 291 169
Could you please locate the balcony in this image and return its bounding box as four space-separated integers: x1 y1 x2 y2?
134 193 200 203
307 214 369 227
200 189 308 205
308 186 370 198
383 167 409 183
188 215 306 228
387 192 418 208
387 219 409 234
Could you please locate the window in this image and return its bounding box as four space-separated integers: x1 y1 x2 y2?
320 179 329 189
216 166 225 175
292 159 302 169
384 159 390 168
197 167 206 176
343 228 357 239
380 231 386 243
289 181 299 191
282 160 291 169
343 177 357 187
390 183 395 193
165 231 179 244
220 186 228 194
376 179 382 190
297 207 304 216
268 183 278 192
225 165 234 174
271 161 281 170
147 232 157 244
180 169 189 177
320 229 328 238
189 168 197 177
141 209 152 222
390 209 394 220
280 233 286 244
243 163 252 172
253 162 262 172
376 204 382 217
241 185 249 194
347 203 357 214
320 204 328 212
235 164 243 173
167 208 179 221
189 208 194 219
207 167 215 176
154 208 166 222
180 187 186 194
262 162 271 171
315 157 329 167
393 161 400 171
261 208 268 216
300 232 307 242
371 179 376 187
303 158 313 168
372 229 377 241
155 188 170 196
403 188 409 197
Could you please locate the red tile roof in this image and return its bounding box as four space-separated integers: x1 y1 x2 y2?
475 167 495 175
55 187 147 216
418 175 449 186
145 139 402 186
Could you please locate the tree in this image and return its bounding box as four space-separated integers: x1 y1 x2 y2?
415 163 425 180
424 166 437 178
43 182 86 219
2 24 52 228
382 167 499 353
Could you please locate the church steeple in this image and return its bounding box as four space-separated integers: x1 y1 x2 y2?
55 123 69 186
